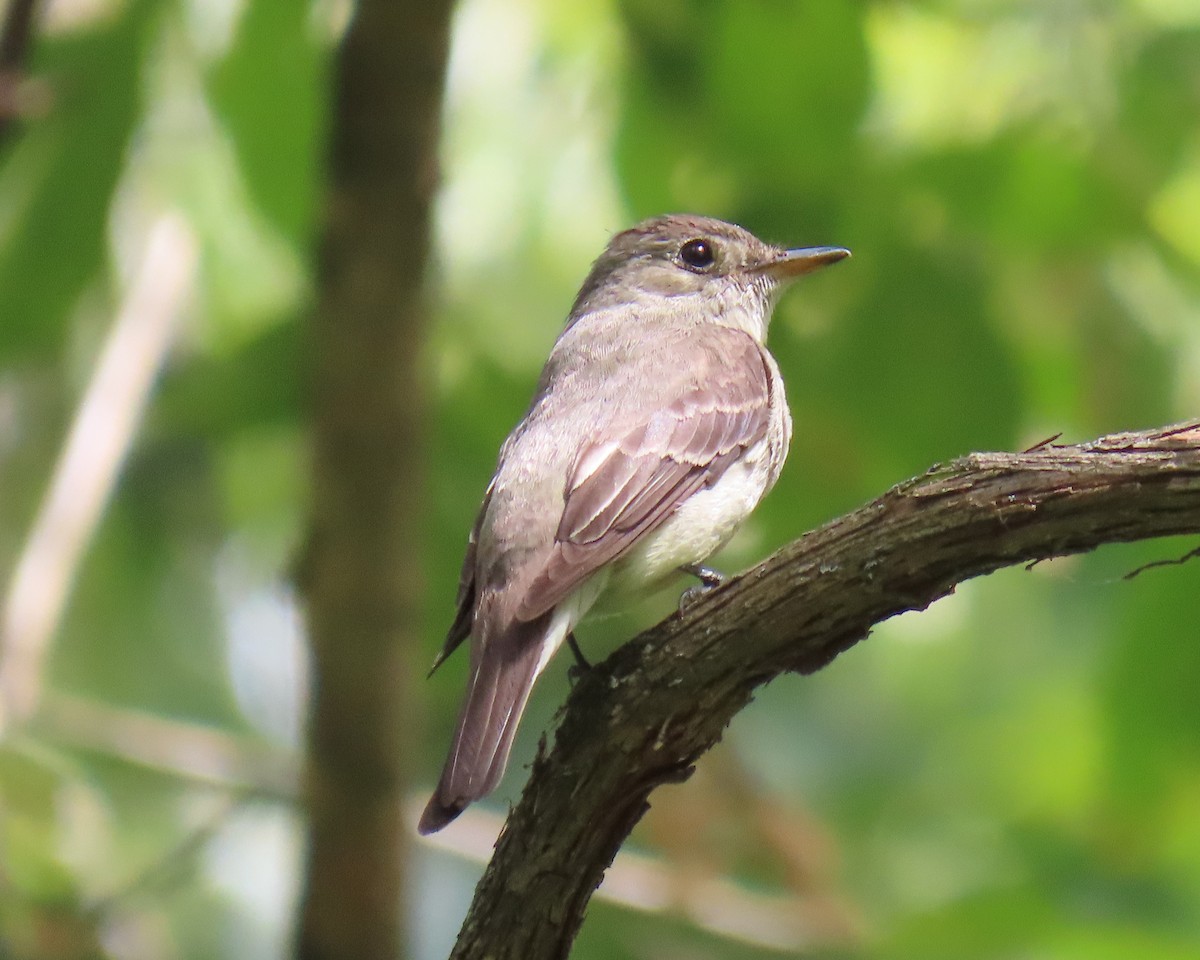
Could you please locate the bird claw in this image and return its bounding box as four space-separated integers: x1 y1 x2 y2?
566 632 592 674
678 564 726 611
684 564 725 588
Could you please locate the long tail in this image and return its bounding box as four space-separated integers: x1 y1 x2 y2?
418 613 560 834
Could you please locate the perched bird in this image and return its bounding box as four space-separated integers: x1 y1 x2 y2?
419 214 848 834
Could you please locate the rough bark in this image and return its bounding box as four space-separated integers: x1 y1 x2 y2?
449 421 1200 960
297 1 455 958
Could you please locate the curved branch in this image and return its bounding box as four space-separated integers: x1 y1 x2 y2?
449 420 1200 960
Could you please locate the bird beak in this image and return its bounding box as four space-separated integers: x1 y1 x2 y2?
754 246 851 280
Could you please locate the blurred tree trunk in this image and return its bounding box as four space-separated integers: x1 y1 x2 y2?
297 1 455 958
0 0 41 140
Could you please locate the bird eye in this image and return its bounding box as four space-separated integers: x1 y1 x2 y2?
679 238 716 271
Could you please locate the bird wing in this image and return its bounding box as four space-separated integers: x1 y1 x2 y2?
515 331 775 621
426 481 493 676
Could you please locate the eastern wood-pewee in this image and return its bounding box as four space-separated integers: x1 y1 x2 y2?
419 214 849 834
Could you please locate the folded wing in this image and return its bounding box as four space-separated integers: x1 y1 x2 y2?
517 331 774 620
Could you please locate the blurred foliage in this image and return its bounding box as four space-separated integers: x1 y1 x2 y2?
0 0 1198 958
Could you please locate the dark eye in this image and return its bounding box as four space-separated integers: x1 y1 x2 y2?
679 238 716 270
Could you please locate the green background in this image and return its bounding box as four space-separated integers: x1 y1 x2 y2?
1 0 1198 957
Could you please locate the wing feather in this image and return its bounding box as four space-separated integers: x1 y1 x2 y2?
427 483 493 675
516 332 774 621
563 448 659 544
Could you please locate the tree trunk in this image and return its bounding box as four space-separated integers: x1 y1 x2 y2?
297 1 456 958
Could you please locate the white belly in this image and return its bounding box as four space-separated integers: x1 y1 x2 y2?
605 444 774 598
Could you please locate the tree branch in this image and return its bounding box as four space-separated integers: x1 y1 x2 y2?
450 420 1200 960
0 214 196 729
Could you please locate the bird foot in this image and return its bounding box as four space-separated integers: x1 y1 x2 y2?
678 564 726 611
565 632 592 679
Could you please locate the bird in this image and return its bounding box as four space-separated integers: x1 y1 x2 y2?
419 214 849 834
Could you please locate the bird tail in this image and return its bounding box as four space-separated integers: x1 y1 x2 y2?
418 613 559 835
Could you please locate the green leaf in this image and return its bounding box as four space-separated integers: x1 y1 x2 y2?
0 0 158 358
208 0 324 244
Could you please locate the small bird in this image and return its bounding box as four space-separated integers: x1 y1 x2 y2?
419 214 848 834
